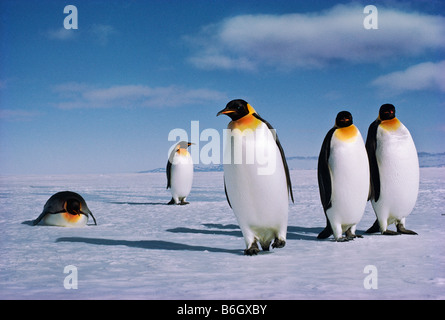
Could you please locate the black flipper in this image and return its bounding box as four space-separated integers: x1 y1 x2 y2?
252 113 294 203
365 119 381 202
87 211 97 225
166 158 172 189
33 211 49 226
316 127 336 239
365 219 381 233
317 224 333 239
317 127 335 212
223 178 232 208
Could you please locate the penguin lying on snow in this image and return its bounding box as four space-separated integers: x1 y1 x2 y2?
166 141 194 205
33 191 96 227
217 99 294 255
317 111 369 241
365 104 419 235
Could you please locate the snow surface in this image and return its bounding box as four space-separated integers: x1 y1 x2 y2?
0 168 444 300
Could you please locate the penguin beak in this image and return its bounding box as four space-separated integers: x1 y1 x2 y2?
187 142 195 147
217 108 234 117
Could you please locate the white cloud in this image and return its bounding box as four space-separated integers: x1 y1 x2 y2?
371 60 445 93
52 83 227 109
186 4 445 71
45 24 116 45
46 28 77 40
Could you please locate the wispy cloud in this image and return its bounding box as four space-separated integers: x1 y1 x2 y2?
90 24 116 45
371 60 445 94
186 4 445 71
46 27 77 40
52 83 227 109
45 24 116 45
0 109 41 121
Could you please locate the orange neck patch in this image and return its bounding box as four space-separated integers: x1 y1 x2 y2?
62 212 83 222
176 148 189 156
228 104 262 131
334 124 358 142
380 118 401 132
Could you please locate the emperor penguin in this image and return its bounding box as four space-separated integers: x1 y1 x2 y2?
166 141 194 205
317 111 369 241
365 104 419 235
33 191 97 227
217 99 294 255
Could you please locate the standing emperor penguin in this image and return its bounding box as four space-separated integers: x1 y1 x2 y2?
317 111 369 241
166 141 194 205
33 191 97 227
365 104 419 235
217 99 294 255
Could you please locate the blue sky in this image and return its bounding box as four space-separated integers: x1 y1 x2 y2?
1 0 444 175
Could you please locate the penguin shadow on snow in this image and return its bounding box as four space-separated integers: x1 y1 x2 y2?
108 201 168 206
54 224 330 257
56 237 243 255
166 224 243 237
168 224 329 242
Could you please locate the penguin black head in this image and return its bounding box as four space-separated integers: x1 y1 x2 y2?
335 111 353 128
379 104 396 121
65 198 83 216
177 141 193 149
217 99 250 121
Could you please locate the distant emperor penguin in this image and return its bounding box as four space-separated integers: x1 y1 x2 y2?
317 111 369 241
365 104 419 235
217 99 294 255
167 141 194 205
33 191 97 227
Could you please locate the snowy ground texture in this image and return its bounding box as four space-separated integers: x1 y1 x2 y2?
1 168 444 300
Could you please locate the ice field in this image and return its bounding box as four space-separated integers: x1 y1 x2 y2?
0 168 444 299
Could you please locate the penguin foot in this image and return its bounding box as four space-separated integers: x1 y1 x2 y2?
272 238 286 249
335 237 351 242
345 229 363 240
260 241 271 251
167 198 176 205
382 230 400 235
396 225 418 235
244 242 260 256
179 200 190 205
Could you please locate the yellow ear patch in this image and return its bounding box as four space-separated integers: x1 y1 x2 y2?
334 125 358 142
176 148 189 156
246 103 256 114
380 118 401 132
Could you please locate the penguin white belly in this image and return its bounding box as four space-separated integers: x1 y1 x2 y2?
170 154 193 201
224 123 288 247
372 124 419 225
327 132 369 237
43 213 88 227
